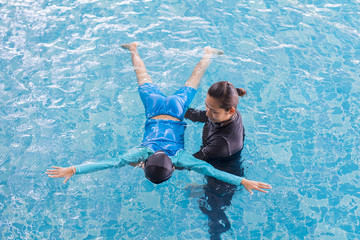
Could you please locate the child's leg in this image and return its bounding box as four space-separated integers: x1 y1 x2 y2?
184 47 224 89
121 42 153 86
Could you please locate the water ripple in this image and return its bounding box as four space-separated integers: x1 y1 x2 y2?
1 0 360 239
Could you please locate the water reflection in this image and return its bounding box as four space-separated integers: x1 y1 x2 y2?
199 151 244 240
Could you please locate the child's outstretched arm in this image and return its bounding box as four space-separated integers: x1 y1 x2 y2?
45 147 153 184
46 166 76 184
175 151 272 194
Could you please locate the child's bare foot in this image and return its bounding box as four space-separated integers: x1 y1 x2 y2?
204 46 224 56
121 42 139 51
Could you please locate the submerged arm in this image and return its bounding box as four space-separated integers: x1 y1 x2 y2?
175 151 271 194
174 151 243 185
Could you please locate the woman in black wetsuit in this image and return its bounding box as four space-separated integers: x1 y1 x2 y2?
185 81 267 193
185 81 269 239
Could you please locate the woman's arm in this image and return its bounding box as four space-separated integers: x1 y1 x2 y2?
193 137 231 160
194 125 245 161
46 147 152 184
184 108 208 123
174 151 271 194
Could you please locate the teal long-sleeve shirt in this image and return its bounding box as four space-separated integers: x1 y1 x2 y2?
75 147 244 186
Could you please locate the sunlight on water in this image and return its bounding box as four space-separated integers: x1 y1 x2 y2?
1 0 360 239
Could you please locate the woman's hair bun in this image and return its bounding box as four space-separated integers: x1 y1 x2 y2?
237 88 247 97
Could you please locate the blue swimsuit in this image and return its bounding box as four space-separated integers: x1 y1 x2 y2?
138 83 197 156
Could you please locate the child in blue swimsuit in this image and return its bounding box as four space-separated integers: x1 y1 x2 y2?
46 42 271 194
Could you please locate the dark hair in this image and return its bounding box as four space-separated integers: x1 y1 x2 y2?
207 81 246 110
144 151 174 184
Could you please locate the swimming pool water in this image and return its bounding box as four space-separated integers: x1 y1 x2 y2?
1 0 360 239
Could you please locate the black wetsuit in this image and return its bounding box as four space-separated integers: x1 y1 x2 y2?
185 108 245 240
184 108 245 160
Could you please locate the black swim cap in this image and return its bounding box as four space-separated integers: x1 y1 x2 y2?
144 151 174 184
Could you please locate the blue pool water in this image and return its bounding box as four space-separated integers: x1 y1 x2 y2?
1 0 360 239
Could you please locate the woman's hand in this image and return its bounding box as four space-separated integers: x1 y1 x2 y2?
240 178 272 195
46 166 76 184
